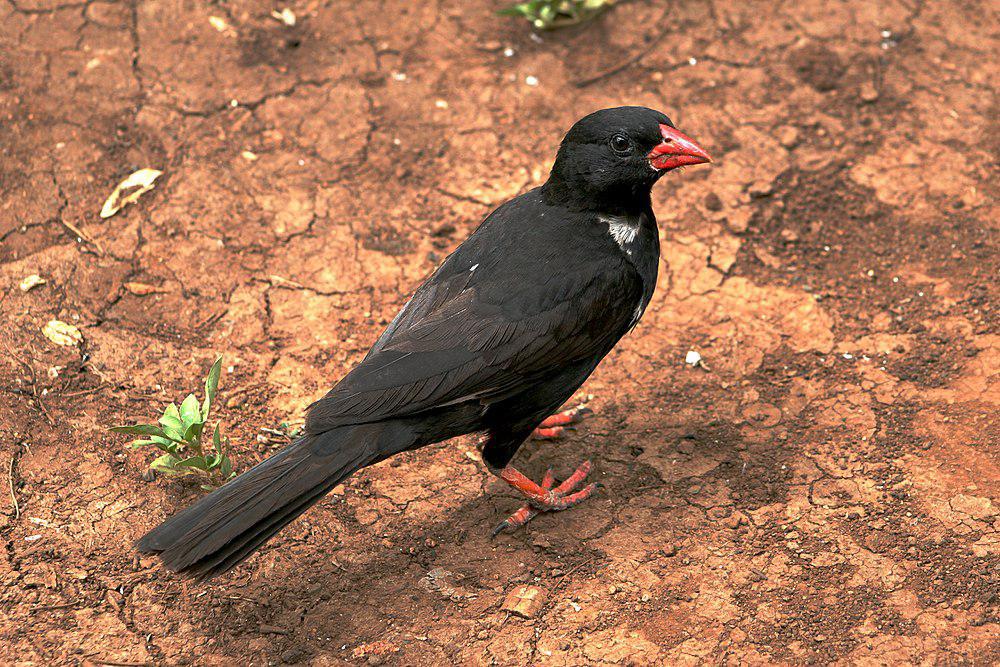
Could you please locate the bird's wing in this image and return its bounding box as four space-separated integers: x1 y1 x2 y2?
305 206 643 432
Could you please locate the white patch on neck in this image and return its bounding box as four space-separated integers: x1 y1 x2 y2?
601 215 639 253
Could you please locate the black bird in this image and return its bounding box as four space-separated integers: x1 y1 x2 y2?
137 106 711 578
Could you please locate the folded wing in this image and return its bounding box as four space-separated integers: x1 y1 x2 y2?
306 212 642 433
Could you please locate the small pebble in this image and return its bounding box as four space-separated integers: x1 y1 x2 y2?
777 125 799 148
860 81 879 102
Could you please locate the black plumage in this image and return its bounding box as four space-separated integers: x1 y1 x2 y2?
138 106 711 578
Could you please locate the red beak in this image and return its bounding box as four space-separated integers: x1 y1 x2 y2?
647 124 712 171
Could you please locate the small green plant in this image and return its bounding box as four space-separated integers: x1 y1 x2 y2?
499 0 613 30
112 356 235 488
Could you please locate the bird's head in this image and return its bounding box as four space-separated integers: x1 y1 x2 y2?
545 106 711 211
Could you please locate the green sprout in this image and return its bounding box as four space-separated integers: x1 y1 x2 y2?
112 356 235 489
499 0 614 30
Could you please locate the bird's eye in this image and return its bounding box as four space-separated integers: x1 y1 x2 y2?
610 134 631 154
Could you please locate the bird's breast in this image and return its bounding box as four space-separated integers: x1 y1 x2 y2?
597 212 659 330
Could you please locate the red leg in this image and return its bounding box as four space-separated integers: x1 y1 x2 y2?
490 469 554 537
491 461 597 537
532 403 593 440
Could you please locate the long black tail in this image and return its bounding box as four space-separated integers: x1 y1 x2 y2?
137 421 415 579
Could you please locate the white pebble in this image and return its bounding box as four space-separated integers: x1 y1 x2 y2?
525 75 539 86
685 350 702 365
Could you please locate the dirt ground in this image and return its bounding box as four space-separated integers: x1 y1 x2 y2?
1 0 997 664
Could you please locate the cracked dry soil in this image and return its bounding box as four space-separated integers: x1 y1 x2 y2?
1 0 997 665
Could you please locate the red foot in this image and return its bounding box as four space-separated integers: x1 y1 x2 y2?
491 461 597 537
531 404 592 440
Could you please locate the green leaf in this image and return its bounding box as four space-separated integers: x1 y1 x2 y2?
220 455 233 478
160 403 182 427
111 424 169 438
158 404 186 441
183 421 205 449
149 453 181 473
179 394 202 428
177 455 210 471
212 423 222 450
498 5 530 16
202 356 223 420
160 426 186 443
128 439 157 449
136 437 176 454
499 0 609 28
204 449 219 468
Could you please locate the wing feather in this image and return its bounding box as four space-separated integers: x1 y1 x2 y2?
305 196 644 434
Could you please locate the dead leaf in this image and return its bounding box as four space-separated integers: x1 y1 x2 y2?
502 585 547 618
271 8 296 26
267 274 304 289
19 274 46 292
42 320 83 347
124 281 168 296
208 16 231 32
100 168 163 219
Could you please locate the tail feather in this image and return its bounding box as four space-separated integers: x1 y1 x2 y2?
138 422 408 579
184 477 340 579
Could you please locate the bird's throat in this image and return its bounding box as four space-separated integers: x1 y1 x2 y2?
541 177 654 216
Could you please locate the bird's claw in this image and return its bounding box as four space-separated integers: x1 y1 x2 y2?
532 403 593 440
491 460 597 537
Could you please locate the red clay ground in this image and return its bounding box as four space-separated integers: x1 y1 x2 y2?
1 0 998 664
